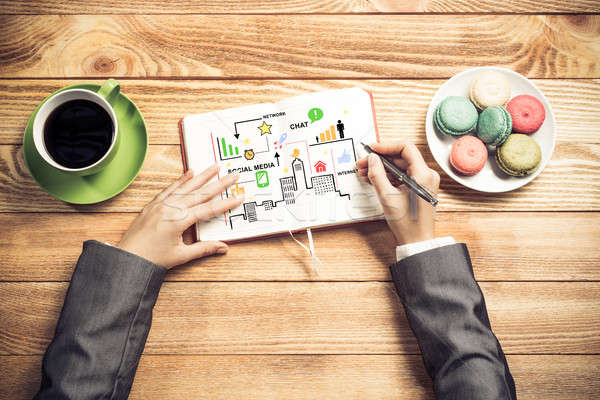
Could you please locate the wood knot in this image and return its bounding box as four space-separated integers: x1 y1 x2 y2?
93 56 117 73
565 15 588 27
555 15 600 36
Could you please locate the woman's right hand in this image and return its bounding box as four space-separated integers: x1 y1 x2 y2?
356 141 440 246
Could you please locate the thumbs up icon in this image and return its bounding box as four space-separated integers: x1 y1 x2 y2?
337 148 351 164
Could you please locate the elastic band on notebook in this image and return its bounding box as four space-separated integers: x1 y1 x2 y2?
306 228 321 274
286 228 322 275
283 208 322 275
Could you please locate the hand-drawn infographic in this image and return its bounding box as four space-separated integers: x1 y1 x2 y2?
209 104 361 230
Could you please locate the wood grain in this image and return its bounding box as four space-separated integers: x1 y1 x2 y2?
2 355 599 400
1 143 598 212
1 15 599 78
1 0 599 14
0 1 598 397
1 282 598 355
1 79 599 145
1 212 598 282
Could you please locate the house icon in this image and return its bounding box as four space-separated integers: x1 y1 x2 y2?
314 160 327 173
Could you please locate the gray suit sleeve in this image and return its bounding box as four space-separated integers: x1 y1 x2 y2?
34 240 167 400
390 243 516 400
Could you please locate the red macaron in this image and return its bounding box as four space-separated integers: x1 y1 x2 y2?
449 135 488 176
506 94 545 134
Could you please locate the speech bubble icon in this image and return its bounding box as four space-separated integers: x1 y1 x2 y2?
308 107 323 123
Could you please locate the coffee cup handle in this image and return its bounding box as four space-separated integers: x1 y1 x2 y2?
97 79 120 104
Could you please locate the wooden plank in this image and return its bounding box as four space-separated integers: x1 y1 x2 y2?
0 145 178 213
1 143 598 212
1 0 599 14
2 354 599 400
1 212 598 282
1 282 598 355
1 15 599 79
1 79 599 146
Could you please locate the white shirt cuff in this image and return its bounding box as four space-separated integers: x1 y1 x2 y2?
396 236 455 262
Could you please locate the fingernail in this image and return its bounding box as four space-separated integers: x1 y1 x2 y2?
185 169 194 177
216 247 228 254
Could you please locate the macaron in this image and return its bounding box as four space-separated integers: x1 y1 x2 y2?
476 106 512 146
495 134 542 177
506 94 545 134
449 135 488 176
434 96 478 136
470 71 511 110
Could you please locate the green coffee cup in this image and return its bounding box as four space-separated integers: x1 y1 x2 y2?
32 79 121 176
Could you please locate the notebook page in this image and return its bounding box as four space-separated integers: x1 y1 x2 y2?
182 87 383 242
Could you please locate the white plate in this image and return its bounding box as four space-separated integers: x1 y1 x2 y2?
425 66 557 193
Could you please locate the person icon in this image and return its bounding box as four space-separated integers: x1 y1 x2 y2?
336 120 345 138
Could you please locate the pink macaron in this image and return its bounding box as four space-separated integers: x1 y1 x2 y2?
449 135 488 176
506 94 545 134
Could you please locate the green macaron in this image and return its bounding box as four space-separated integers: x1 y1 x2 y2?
476 106 512 146
496 134 542 176
434 96 478 136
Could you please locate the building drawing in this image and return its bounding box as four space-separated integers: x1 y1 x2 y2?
309 137 357 163
280 176 296 205
244 202 257 223
226 158 350 229
311 175 335 195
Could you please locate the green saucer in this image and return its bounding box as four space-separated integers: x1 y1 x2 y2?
23 83 148 204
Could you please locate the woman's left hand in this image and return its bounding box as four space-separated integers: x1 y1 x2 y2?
118 165 243 269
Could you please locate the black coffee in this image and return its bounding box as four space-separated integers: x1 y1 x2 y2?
43 99 114 169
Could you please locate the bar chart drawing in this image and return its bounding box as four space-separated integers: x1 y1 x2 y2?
217 137 242 160
316 125 337 143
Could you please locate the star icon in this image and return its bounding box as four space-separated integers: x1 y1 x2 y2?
258 121 272 135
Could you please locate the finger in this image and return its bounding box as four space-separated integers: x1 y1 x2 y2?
387 173 403 186
406 168 440 194
175 164 220 195
179 240 229 262
356 156 368 169
153 169 194 203
178 172 240 208
357 152 408 171
370 142 438 191
360 168 399 184
369 141 424 170
367 154 395 198
186 194 245 225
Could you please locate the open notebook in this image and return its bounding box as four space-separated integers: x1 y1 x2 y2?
179 87 384 242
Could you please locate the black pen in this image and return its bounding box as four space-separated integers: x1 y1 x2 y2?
360 142 439 207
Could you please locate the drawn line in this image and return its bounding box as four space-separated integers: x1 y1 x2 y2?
234 117 262 136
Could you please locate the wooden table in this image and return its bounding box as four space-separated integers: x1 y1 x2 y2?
1 1 599 399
